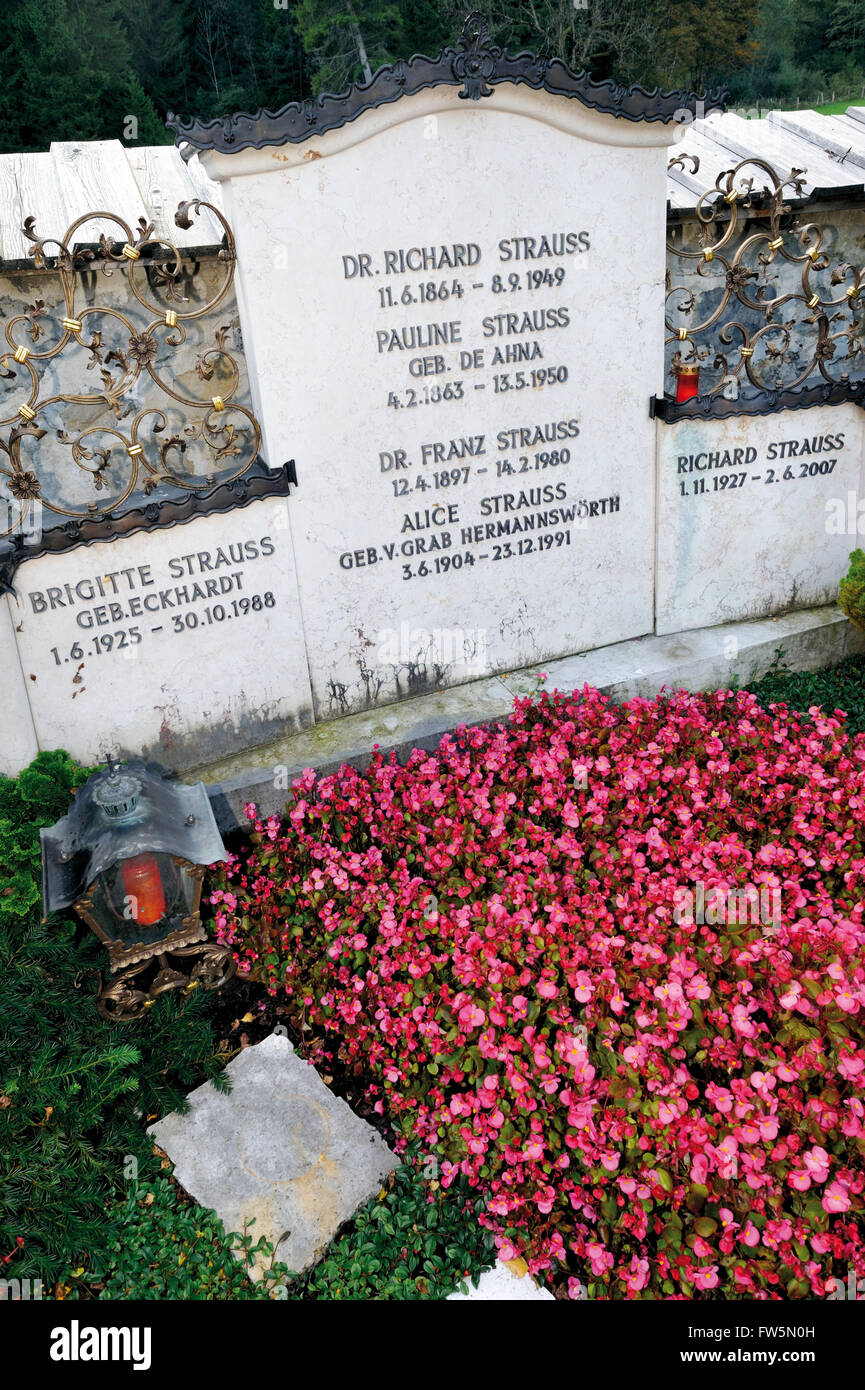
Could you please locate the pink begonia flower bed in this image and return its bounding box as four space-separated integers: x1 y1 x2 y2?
209 685 865 1298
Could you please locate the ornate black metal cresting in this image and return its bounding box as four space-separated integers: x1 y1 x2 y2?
167 12 726 153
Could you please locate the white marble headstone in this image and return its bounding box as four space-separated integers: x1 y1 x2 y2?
5 497 313 769
205 85 677 720
656 404 865 633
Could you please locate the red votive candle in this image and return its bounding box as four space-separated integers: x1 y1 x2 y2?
121 854 167 926
675 364 700 403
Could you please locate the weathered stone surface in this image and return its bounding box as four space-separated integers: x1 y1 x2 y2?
656 404 865 633
204 83 678 720
502 603 865 700
0 596 38 776
446 1261 555 1301
186 603 863 833
6 497 313 771
148 1032 398 1277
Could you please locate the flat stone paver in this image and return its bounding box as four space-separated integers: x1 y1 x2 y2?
447 1260 555 1301
149 1032 398 1277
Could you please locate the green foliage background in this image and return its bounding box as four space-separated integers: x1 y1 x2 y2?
839 550 865 635
0 1 862 154
0 749 230 1288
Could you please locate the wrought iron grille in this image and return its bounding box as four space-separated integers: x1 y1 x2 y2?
0 200 264 548
664 156 865 410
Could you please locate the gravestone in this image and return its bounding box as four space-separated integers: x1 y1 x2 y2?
656 403 865 632
5 26 863 785
8 497 312 769
176 16 710 721
0 154 314 774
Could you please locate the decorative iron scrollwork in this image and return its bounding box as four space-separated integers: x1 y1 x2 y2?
665 156 865 409
0 199 264 545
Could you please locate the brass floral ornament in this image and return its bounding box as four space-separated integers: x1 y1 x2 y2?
665 155 865 400
127 332 159 368
0 199 263 543
7 468 41 501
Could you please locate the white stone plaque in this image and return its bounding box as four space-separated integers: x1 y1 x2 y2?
206 85 676 719
0 596 39 776
656 404 865 633
7 498 312 768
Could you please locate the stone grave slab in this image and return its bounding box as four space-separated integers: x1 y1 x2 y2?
202 81 678 720
6 496 313 770
656 402 865 633
148 1032 398 1277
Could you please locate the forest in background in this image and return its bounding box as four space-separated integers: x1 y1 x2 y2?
0 0 864 153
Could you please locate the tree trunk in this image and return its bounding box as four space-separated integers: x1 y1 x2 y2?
346 2 373 84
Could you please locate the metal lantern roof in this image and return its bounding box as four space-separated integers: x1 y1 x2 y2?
40 759 227 916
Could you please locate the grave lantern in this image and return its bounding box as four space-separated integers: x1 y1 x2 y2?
41 757 235 1021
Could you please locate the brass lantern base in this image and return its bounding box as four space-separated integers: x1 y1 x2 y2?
97 941 236 1021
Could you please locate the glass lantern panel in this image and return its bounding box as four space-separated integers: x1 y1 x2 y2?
95 853 187 951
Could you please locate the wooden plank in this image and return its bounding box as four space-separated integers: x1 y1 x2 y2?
820 114 865 162
667 124 752 204
49 139 150 250
698 113 853 194
666 178 697 210
124 144 224 248
769 109 865 175
0 150 67 263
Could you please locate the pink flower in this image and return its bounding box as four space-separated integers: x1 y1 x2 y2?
822 1181 851 1213
691 1153 709 1185
622 1256 650 1293
803 1146 830 1183
585 1242 614 1277
838 1053 864 1081
706 1084 733 1114
218 685 865 1304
